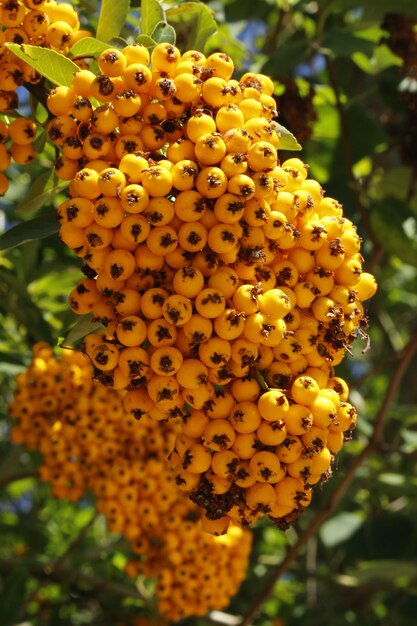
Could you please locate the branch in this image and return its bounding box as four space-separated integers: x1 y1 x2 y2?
239 328 417 626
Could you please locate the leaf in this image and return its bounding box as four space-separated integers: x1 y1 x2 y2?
352 44 403 75
136 34 158 48
141 0 165 37
33 129 47 154
401 430 417 453
320 512 363 547
0 566 28 624
166 2 217 51
60 314 104 347
323 28 375 58
0 209 58 251
151 21 176 45
15 171 68 216
261 35 308 77
349 560 417 584
96 0 131 43
0 351 28 366
274 123 302 151
370 198 417 266
70 37 110 58
0 268 54 343
318 0 417 19
108 36 129 49
6 43 79 87
363 0 417 19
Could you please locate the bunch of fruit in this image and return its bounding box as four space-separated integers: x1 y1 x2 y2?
49 42 377 530
0 0 89 194
9 343 252 621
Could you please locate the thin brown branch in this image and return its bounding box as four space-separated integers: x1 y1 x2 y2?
239 328 417 626
325 55 381 258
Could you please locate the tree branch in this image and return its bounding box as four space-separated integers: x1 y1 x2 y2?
239 328 417 626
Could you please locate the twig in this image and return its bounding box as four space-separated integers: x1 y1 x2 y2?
239 328 417 626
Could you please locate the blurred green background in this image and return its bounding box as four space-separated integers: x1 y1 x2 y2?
1 1 417 625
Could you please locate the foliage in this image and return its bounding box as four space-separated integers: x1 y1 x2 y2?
1 1 417 625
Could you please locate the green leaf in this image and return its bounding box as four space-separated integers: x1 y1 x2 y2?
0 209 58 251
60 314 104 347
320 512 363 547
274 123 302 151
262 35 308 77
6 43 79 87
151 21 176 45
363 0 417 19
0 566 28 623
108 36 129 49
70 37 110 58
141 0 165 37
349 560 417 584
96 0 130 43
15 171 68 216
352 44 403 75
401 430 417 453
318 0 417 19
0 267 54 343
166 2 217 51
370 198 417 266
0 351 28 366
136 34 158 48
33 129 47 153
323 28 375 58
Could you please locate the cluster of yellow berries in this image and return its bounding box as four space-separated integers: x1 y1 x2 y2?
0 115 37 193
50 43 377 530
0 0 88 194
9 343 252 621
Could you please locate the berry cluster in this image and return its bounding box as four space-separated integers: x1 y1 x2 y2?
0 0 88 194
50 43 377 530
9 343 252 621
126 524 251 621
